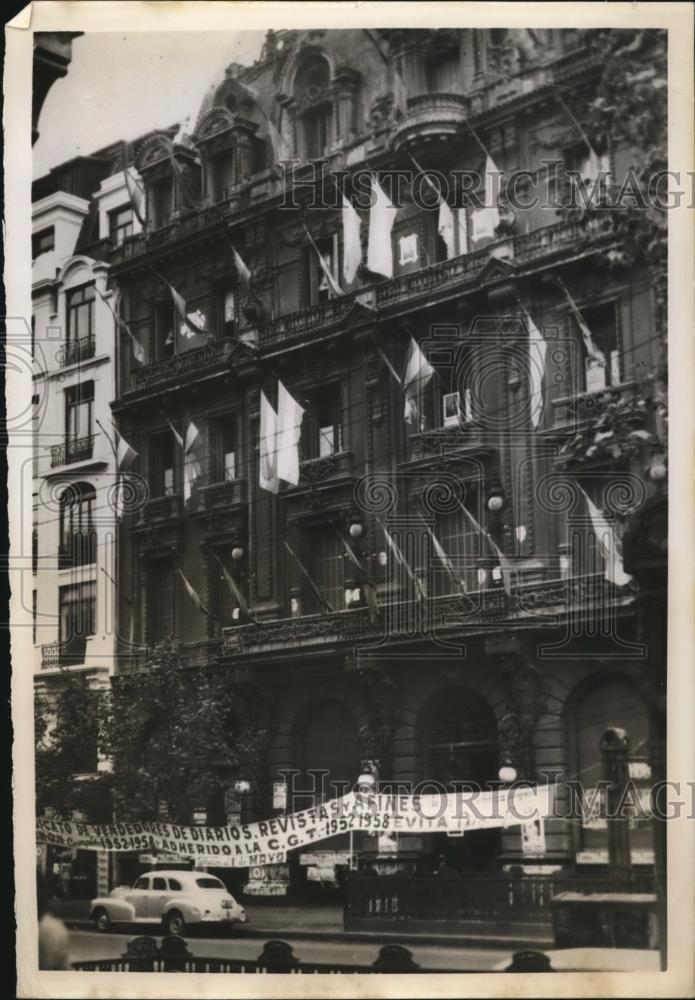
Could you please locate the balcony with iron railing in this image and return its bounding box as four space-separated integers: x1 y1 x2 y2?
50 435 95 468
197 478 248 511
40 635 88 670
122 338 238 401
136 491 184 527
57 335 96 368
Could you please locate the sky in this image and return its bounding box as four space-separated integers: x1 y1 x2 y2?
33 31 267 178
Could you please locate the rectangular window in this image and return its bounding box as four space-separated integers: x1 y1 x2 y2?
219 286 236 338
302 105 332 160
576 302 620 392
65 382 94 459
209 152 235 203
149 432 177 497
307 525 344 613
209 414 238 483
154 301 175 360
151 177 174 228
149 558 175 641
109 205 134 245
66 284 95 344
433 507 480 595
302 386 342 460
59 581 96 643
32 226 55 259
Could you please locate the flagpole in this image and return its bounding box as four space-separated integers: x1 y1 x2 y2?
557 97 597 156
464 119 496 164
282 539 334 613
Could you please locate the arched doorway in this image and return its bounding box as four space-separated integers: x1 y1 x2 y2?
419 687 500 873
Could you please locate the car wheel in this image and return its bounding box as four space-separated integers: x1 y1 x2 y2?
93 908 111 933
163 910 185 936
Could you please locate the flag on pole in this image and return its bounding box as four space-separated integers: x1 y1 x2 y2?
122 154 147 231
231 245 252 290
95 287 147 364
409 154 456 260
371 339 403 388
177 568 212 617
167 147 198 209
212 550 257 624
403 337 435 427
471 155 501 243
183 421 202 504
419 514 466 593
556 276 606 367
259 390 279 494
276 381 304 487
336 529 380 623
303 224 343 297
578 486 633 587
519 304 548 429
156 271 207 338
163 415 184 450
113 426 138 470
283 539 334 613
367 177 398 278
377 517 427 600
342 196 362 283
458 501 513 596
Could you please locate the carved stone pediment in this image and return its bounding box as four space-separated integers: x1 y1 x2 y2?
194 107 237 142
136 133 174 172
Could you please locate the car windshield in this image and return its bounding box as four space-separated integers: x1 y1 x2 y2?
195 878 225 890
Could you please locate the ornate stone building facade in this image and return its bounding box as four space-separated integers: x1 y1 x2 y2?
95 28 664 895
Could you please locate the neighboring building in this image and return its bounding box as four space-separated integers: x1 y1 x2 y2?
32 32 82 145
38 28 668 918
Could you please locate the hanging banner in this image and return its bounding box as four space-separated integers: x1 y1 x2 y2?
36 786 553 866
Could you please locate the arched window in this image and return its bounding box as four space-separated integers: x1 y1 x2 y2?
571 677 653 862
59 482 96 568
294 56 333 160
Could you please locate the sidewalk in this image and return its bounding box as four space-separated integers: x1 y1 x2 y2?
50 899 553 949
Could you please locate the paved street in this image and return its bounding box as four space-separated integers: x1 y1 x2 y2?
67 928 511 971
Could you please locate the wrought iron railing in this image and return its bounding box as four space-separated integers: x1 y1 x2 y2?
128 340 234 394
58 335 96 367
138 493 184 525
50 435 95 468
40 636 87 670
198 478 247 510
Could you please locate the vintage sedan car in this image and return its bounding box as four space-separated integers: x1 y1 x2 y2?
89 870 246 935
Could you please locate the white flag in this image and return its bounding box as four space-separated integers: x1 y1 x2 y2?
183 421 202 505
367 177 398 278
276 381 304 487
523 307 547 428
403 337 435 426
580 487 633 587
342 196 362 283
471 155 501 243
438 200 455 259
259 390 279 494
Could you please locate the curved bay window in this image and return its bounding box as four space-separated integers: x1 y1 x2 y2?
420 687 500 871
294 56 333 160
59 482 96 568
570 677 654 863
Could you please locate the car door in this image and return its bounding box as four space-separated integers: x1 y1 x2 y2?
147 876 170 920
124 875 151 919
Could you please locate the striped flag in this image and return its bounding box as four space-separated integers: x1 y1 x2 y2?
177 568 212 617
303 224 343 298
403 337 435 427
458 501 513 596
578 486 633 587
183 421 202 505
519 304 547 429
114 427 138 470
95 287 147 364
156 272 207 338
556 276 606 367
